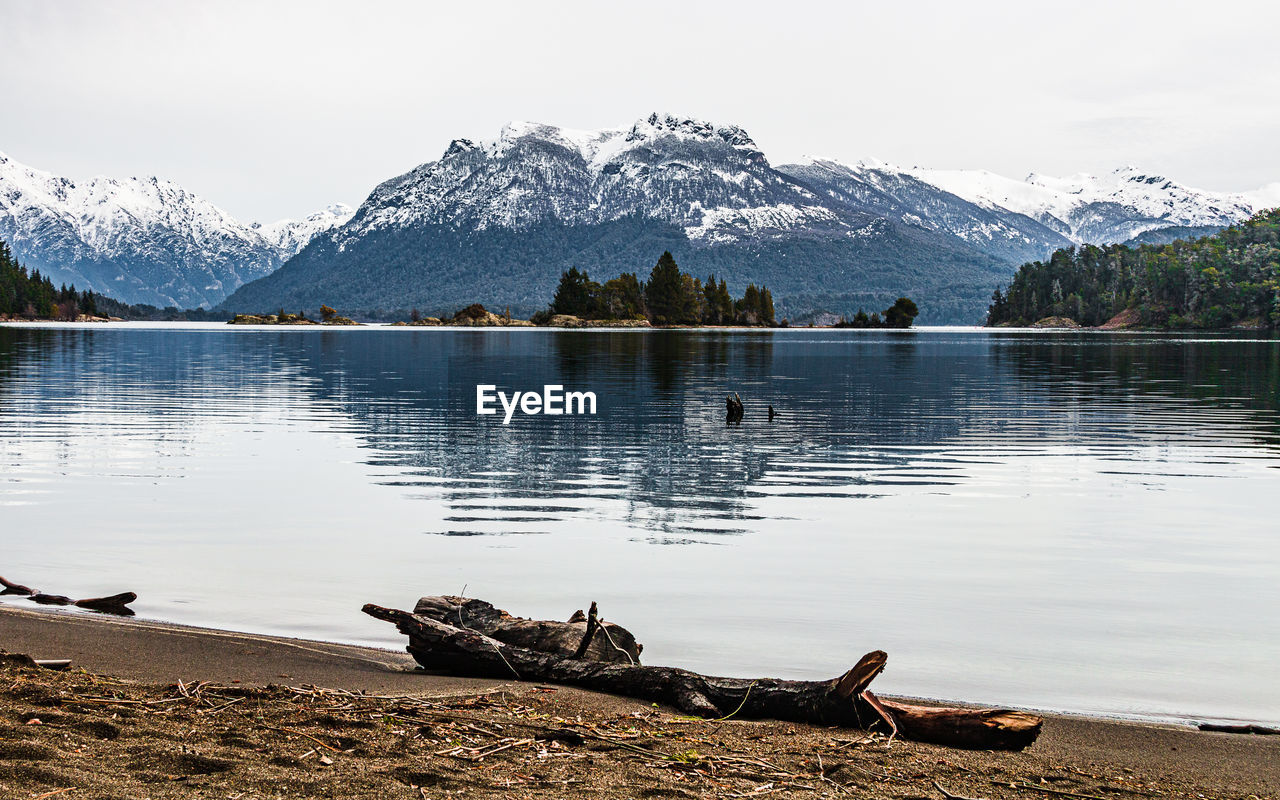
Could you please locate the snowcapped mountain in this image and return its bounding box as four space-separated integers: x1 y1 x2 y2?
255 203 354 256
335 113 865 245
223 113 1013 322
776 157 1074 264
0 151 350 308
904 165 1261 245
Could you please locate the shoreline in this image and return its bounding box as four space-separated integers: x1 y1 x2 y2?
2 604 1277 798
6 603 1270 731
4 316 1277 334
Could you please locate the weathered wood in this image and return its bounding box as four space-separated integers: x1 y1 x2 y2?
0 576 136 616
572 601 600 659
411 596 640 664
75 592 138 616
0 576 34 596
362 601 1043 750
870 692 1043 750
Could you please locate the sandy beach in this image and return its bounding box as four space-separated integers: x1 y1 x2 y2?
1 604 1276 799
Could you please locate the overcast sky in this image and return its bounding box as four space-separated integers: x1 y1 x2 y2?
4 0 1278 222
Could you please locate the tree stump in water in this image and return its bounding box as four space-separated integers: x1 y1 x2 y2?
726 393 744 423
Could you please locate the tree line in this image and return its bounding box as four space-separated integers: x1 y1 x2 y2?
1 237 234 321
0 239 99 319
987 209 1280 328
542 252 777 326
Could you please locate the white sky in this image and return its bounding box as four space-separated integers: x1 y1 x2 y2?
3 0 1278 222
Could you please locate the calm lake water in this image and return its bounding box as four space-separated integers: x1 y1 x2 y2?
2 323 1278 725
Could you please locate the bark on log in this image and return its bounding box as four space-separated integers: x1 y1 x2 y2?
411 596 640 664
363 602 1042 750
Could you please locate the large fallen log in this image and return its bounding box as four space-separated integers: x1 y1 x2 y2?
363 601 1042 750
0 575 136 616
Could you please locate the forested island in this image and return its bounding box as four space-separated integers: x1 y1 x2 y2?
539 251 777 326
830 298 920 329
987 209 1280 329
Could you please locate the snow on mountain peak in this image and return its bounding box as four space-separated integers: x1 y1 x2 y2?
469 113 764 173
0 149 350 307
910 164 1259 244
626 112 759 150
256 203 355 255
347 113 795 242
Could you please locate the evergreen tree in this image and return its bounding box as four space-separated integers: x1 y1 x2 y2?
551 267 601 317
703 273 722 324
716 278 733 322
759 286 775 325
644 252 686 325
738 284 760 324
682 274 705 324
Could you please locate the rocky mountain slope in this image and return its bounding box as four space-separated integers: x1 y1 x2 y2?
0 151 351 308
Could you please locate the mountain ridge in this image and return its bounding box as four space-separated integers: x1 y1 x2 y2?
6 113 1274 321
0 150 351 308
900 163 1261 245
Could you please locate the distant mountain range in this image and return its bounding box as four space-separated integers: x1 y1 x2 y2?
0 151 351 308
4 114 1276 321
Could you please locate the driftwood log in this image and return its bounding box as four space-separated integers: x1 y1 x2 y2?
0 575 136 616
364 600 1042 750
1198 722 1280 735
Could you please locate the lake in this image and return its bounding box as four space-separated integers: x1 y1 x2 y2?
2 322 1277 726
